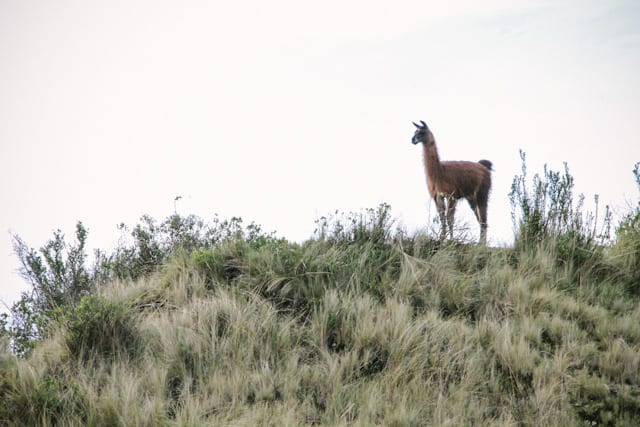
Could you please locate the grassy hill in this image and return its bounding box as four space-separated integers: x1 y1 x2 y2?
2 162 640 426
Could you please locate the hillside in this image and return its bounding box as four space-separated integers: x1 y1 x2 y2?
2 163 640 426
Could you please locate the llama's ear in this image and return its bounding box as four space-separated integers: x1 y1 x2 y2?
420 120 427 128
412 121 420 128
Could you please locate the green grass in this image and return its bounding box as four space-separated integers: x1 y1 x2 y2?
2 217 640 426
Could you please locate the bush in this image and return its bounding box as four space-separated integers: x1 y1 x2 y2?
7 213 281 357
190 205 405 316
313 202 397 246
509 150 611 271
64 295 144 362
0 370 86 426
608 162 640 294
191 242 247 287
8 222 93 356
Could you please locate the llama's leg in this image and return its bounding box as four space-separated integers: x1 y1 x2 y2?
468 198 479 222
476 202 488 243
434 195 447 240
468 197 487 243
446 198 457 240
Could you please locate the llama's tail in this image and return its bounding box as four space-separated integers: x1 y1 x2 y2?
478 159 493 171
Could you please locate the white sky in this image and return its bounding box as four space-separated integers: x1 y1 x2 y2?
1 0 639 314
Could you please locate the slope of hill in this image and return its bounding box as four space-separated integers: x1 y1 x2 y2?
2 215 640 426
1 161 640 426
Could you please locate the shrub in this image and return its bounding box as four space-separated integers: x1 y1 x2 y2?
64 295 144 362
191 243 246 287
0 372 86 426
8 213 280 357
313 202 397 246
608 162 640 294
509 150 611 273
9 222 93 356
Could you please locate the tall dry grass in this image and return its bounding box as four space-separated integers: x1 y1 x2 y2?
2 159 640 425
2 215 640 426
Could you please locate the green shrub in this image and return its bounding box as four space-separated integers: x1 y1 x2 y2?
0 365 86 426
9 222 93 356
508 151 615 294
569 372 640 427
64 296 144 362
191 244 245 287
509 151 610 254
8 213 281 357
313 203 397 246
608 163 640 294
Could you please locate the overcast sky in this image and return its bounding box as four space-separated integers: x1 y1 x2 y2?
1 0 639 314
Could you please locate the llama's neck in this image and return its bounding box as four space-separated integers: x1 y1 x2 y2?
423 141 444 187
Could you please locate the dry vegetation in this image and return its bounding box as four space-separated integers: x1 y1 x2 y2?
1 161 640 426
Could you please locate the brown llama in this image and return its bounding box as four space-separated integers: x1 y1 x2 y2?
411 120 492 243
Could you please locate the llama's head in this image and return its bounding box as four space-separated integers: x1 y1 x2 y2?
411 120 433 145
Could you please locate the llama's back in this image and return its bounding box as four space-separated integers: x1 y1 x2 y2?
440 160 491 199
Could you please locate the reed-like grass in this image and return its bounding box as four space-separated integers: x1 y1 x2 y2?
2 218 640 426
4 159 639 425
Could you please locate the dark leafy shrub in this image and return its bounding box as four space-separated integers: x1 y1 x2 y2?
570 373 640 427
12 222 93 311
191 242 247 287
312 203 403 299
94 214 281 284
9 222 93 356
64 295 144 362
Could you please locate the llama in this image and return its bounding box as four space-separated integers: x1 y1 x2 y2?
411 120 492 243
